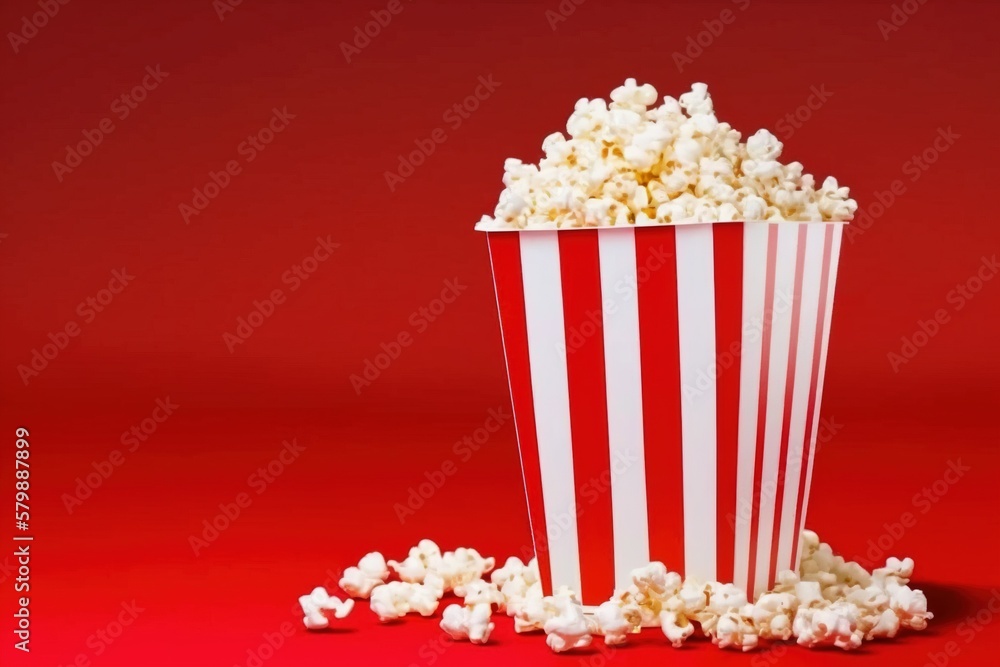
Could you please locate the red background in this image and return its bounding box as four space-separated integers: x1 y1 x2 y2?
2 0 999 665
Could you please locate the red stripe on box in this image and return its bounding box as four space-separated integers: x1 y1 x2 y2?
768 225 808 584
791 225 835 569
557 230 615 602
487 232 553 595
635 227 686 573
713 223 744 584
745 225 779 597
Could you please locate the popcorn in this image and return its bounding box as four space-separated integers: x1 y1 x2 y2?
298 531 930 655
387 540 496 597
298 587 354 630
543 593 594 653
713 611 759 651
748 592 796 640
476 81 856 229
339 551 389 599
369 581 440 622
454 579 504 609
440 603 495 645
698 582 749 637
387 539 441 583
512 585 554 632
434 547 496 592
594 601 631 646
792 600 864 650
659 609 694 647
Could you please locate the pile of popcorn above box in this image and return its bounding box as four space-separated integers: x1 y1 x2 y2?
475 80 857 230
297 532 931 653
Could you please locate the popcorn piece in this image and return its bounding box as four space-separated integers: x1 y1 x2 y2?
387 539 442 584
698 582 749 637
543 594 593 653
749 592 796 640
885 582 932 631
454 579 504 609
513 585 554 632
440 603 495 645
792 600 864 650
490 556 528 588
713 611 759 651
298 587 354 630
339 551 389 599
369 581 440 622
594 601 631 646
435 547 496 592
659 609 694 647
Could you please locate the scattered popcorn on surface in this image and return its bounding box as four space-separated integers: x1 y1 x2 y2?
387 539 441 584
543 593 594 653
659 609 694 647
476 80 856 230
338 551 388 599
368 581 439 622
298 587 354 630
594 601 631 645
440 603 495 644
300 533 931 653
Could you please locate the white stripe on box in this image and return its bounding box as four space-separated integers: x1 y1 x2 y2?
597 228 650 591
797 224 843 564
752 224 800 596
518 231 582 594
734 223 770 594
775 224 826 575
674 224 718 582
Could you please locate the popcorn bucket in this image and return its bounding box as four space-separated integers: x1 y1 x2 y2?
482 221 845 606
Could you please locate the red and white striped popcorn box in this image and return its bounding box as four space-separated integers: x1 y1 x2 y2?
483 220 845 606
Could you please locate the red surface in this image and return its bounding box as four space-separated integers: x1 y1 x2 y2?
1 0 999 665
